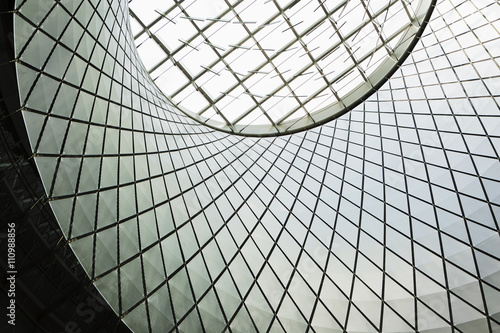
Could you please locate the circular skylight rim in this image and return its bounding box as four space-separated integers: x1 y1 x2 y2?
132 0 436 137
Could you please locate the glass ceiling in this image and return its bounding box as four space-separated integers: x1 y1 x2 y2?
130 0 434 136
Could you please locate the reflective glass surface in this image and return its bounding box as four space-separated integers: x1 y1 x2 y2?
12 0 500 332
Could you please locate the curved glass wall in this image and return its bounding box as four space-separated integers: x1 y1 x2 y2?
11 0 500 332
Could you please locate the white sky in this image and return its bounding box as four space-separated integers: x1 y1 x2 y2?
130 0 420 132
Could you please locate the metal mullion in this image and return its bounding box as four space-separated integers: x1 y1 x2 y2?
359 0 393 64
164 6 241 131
326 14 369 85
128 10 188 81
229 0 350 125
383 74 414 332
275 20 414 126
216 1 279 129
420 9 499 330
91 139 264 282
161 0 247 94
185 145 285 322
232 135 316 331
233 25 303 129
225 56 302 127
129 0 432 136
131 0 230 45
172 135 226 331
376 2 396 59
397 52 457 332
320 139 394 329
193 18 272 126
186 140 288 330
81 0 118 282
128 79 154 333
146 3 249 131
199 0 348 101
195 58 245 115
398 0 417 22
315 0 400 63
272 0 405 124
263 133 328 331
146 1 244 75
131 4 178 41
266 1 314 118
195 0 353 120
361 227 487 330
268 0 333 119
196 0 387 123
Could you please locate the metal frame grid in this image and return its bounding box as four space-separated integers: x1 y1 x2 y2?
129 0 435 136
9 0 500 332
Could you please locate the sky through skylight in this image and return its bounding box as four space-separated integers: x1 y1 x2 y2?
130 0 433 135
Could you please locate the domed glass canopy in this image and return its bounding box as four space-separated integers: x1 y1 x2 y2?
130 0 434 136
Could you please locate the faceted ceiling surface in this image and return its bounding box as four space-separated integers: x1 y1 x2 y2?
129 0 434 135
12 0 500 332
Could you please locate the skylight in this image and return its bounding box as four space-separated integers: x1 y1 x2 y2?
130 0 434 136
